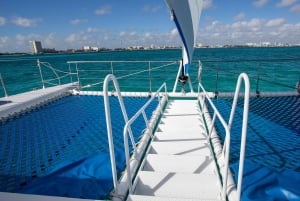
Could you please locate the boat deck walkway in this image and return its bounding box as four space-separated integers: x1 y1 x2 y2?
0 84 75 118
128 99 222 201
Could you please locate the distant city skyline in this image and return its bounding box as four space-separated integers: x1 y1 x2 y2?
0 0 300 53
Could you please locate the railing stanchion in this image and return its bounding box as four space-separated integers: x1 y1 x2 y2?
0 73 8 97
37 59 45 89
149 61 152 93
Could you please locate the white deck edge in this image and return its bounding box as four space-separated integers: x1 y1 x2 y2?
0 83 77 118
0 192 100 201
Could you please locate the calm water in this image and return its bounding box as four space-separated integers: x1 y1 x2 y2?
0 47 299 97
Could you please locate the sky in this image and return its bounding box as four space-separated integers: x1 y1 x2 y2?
0 0 300 53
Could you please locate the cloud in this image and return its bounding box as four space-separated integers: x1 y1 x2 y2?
199 17 300 46
203 0 213 9
70 18 88 25
15 34 28 46
12 17 42 27
290 4 300 12
65 33 81 43
234 12 245 21
44 33 59 48
0 17 6 26
95 5 111 15
0 36 9 48
119 31 126 37
87 27 99 33
276 0 297 7
266 18 285 27
142 5 162 13
170 28 178 37
129 31 136 36
253 0 269 7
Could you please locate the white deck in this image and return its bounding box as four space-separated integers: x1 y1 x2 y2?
0 84 75 118
128 99 222 201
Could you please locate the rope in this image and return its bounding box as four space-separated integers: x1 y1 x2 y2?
81 61 177 89
205 65 299 90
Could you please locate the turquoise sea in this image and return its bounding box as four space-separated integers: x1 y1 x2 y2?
0 47 300 97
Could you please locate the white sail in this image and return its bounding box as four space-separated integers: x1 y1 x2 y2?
165 0 203 70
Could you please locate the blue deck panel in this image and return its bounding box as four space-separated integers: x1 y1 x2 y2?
0 95 158 199
210 95 300 201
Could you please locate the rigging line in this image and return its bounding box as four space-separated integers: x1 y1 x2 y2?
0 58 37 62
197 58 300 63
204 66 298 89
259 78 297 89
81 62 177 89
40 62 70 74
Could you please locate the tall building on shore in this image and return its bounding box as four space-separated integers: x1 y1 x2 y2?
29 40 43 54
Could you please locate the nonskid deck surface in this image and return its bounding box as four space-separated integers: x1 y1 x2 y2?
0 84 75 118
128 99 222 201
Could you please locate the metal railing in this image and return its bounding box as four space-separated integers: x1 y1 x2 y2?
34 58 299 95
103 74 167 198
198 73 250 201
0 73 8 97
37 59 76 89
67 60 177 92
123 81 167 193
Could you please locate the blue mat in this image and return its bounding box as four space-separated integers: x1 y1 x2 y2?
209 96 300 201
0 95 158 199
231 161 300 201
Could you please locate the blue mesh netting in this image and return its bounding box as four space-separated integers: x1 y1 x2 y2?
208 96 300 201
0 95 158 199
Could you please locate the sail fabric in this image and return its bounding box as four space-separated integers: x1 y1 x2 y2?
165 0 203 68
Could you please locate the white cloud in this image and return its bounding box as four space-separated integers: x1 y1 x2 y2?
0 17 6 26
253 0 269 7
119 31 126 37
203 0 213 9
0 36 9 47
142 5 162 13
129 31 136 36
290 4 300 12
266 18 285 27
248 18 263 28
95 5 111 15
65 33 80 43
234 12 245 21
276 0 297 7
199 16 300 46
70 19 88 25
15 34 27 46
12 17 42 27
87 27 99 33
44 33 58 48
144 32 152 38
170 28 178 37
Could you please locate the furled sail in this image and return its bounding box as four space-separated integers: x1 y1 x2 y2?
165 0 203 75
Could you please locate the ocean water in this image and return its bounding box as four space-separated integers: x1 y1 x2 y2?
0 47 300 97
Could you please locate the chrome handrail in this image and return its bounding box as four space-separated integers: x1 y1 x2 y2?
123 82 167 193
103 73 167 198
103 74 133 193
198 73 250 201
0 73 8 97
